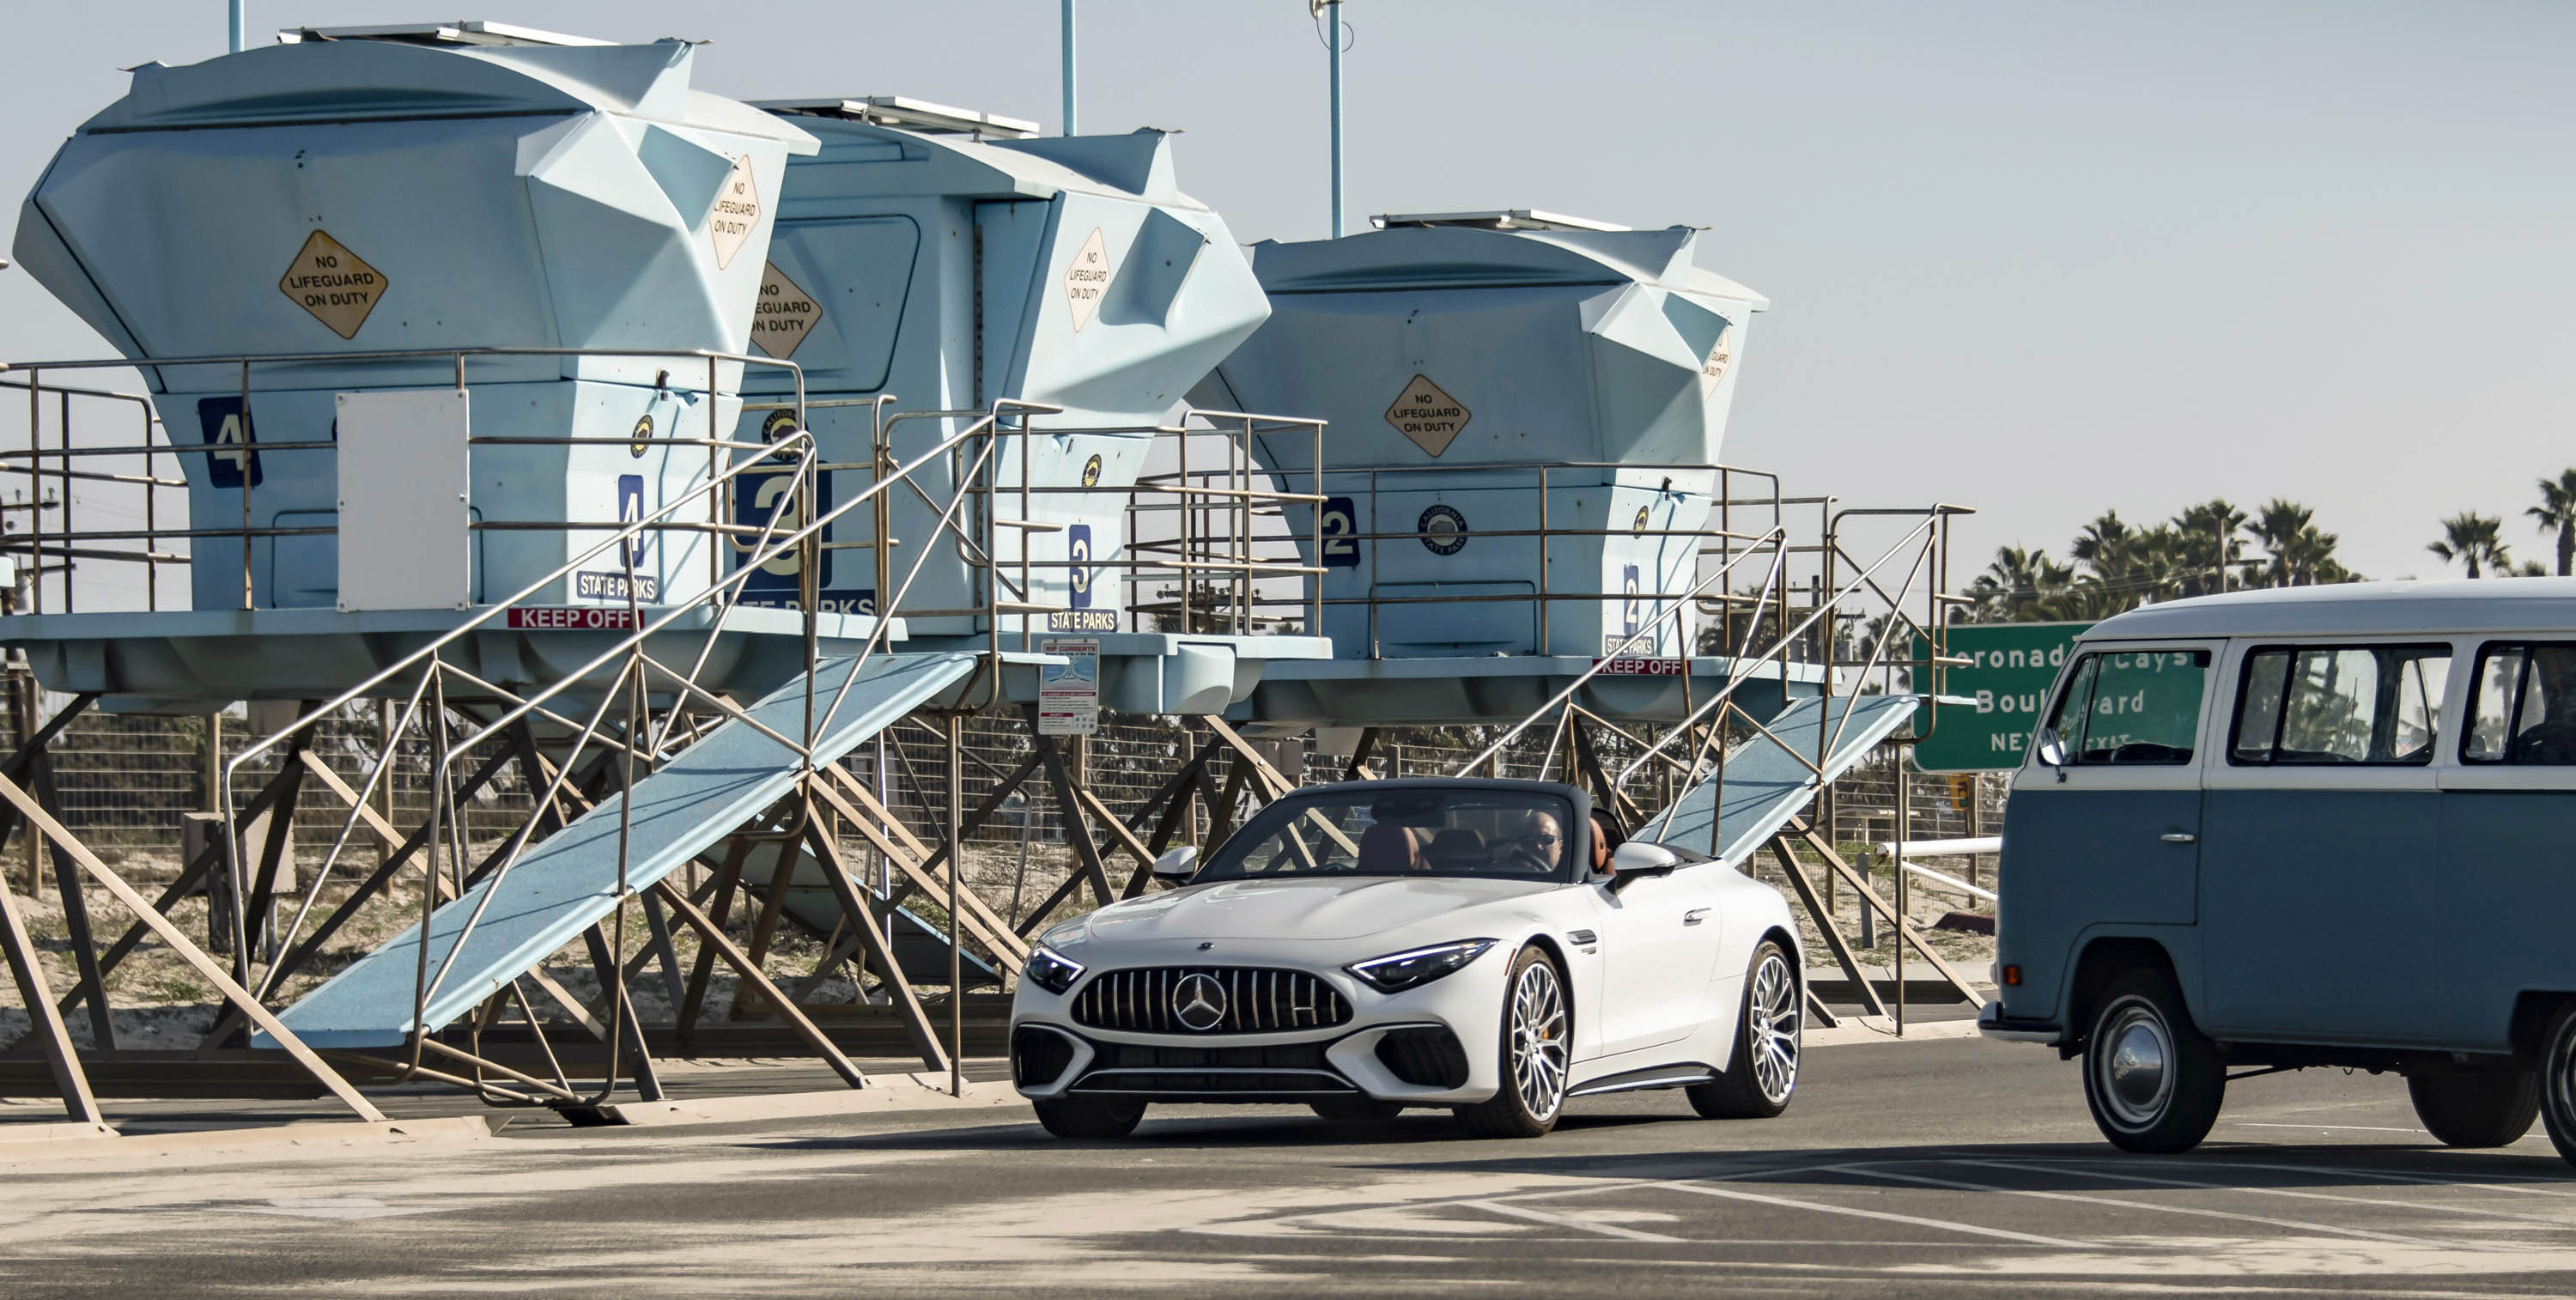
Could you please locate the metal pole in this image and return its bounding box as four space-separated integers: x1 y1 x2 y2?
229 0 246 53
946 713 964 1096
1325 0 1345 238
1893 750 1907 1036
1060 0 1078 136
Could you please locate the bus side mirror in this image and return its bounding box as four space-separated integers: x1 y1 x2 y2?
1151 846 1199 881
2033 726 2069 781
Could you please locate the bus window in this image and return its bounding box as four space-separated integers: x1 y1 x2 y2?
2463 643 2576 764
2048 649 2209 765
2230 645 2449 765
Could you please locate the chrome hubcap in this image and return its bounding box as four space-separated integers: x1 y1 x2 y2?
2094 1000 2174 1128
1747 951 1801 1103
1510 960 1568 1121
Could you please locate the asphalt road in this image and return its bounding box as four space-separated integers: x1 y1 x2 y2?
7 1034 2576 1298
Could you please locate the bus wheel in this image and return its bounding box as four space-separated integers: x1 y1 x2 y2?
2409 1068 2538 1147
2537 1003 2576 1168
2081 968 2224 1154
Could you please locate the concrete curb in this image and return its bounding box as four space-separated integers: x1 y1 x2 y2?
0 1115 497 1167
601 1073 1024 1127
0 1120 118 1145
1807 1016 1984 1048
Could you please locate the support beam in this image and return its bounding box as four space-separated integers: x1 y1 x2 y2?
804 817 951 1074
651 878 868 1090
1787 817 1984 1007
0 858 102 1123
0 770 386 1121
32 750 112 1048
1766 838 1887 1019
580 925 664 1103
1035 735 1115 908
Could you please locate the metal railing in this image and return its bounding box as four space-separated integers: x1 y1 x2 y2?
0 346 810 615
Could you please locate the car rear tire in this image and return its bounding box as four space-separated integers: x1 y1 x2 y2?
1310 1097 1405 1124
2081 968 2225 1154
2536 1002 2576 1169
1688 939 1801 1120
1033 1096 1145 1139
1454 945 1569 1139
2409 1068 2539 1148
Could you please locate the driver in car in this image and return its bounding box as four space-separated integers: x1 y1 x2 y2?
1503 811 1564 872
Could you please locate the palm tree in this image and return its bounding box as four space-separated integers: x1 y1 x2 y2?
2527 470 2576 576
1965 546 2073 623
2172 499 2252 597
2428 512 2512 579
2248 498 2355 587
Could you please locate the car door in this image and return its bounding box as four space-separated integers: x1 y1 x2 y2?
1999 642 2212 1029
1588 864 1728 1058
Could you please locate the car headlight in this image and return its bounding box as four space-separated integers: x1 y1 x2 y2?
1346 939 1498 993
1024 945 1085 995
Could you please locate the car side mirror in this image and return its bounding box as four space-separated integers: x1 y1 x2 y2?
1603 841 1681 892
1151 846 1199 882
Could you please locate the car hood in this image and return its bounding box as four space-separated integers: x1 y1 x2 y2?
1068 876 1558 945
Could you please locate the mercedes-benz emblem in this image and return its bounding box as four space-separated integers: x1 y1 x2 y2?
1171 972 1228 1032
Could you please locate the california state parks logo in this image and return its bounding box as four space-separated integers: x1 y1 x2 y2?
1419 504 1468 556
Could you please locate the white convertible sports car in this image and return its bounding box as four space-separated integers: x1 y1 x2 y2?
1010 777 1806 1139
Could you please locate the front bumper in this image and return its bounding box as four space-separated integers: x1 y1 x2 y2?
1012 1020 1482 1104
1977 1000 2063 1046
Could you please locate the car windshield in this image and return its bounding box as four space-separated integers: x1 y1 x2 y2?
1194 787 1577 882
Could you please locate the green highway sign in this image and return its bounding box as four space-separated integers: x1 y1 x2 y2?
1911 621 2093 772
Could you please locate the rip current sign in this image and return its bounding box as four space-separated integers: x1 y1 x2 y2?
1319 496 1360 569
730 462 829 599
196 397 263 489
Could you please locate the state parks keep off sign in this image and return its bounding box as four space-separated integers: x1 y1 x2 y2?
1910 622 2092 772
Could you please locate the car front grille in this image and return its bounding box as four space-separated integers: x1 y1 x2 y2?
1070 965 1353 1035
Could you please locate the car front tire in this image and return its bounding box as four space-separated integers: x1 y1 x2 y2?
1033 1096 1145 1139
1454 945 1569 1139
2536 1002 2576 1169
2409 1067 2539 1148
1689 939 1801 1119
2081 968 2225 1154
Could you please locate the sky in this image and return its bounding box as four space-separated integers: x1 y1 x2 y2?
2 0 2573 590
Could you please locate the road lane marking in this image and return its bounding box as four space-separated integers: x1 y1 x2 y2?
1464 1199 1685 1242
2097 1156 2576 1204
1833 1162 2491 1251
1984 1157 2576 1230
1656 1179 2095 1248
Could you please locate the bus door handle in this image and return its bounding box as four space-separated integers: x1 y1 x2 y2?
2160 832 2196 844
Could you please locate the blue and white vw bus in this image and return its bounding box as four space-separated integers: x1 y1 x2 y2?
1981 580 2576 1164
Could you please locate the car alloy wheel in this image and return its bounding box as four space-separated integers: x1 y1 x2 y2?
1456 945 1570 1138
1510 957 1570 1122
1690 939 1801 1119
1746 948 1801 1104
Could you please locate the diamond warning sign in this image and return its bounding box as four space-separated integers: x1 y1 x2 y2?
277 230 388 341
1064 227 1109 331
1700 330 1733 398
749 261 823 359
709 155 762 270
1384 374 1470 458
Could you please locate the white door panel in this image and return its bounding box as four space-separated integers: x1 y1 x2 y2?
1591 867 1728 1056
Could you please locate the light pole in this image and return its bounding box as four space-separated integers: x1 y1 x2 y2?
1060 0 1078 136
1314 1 1346 237
229 0 246 53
